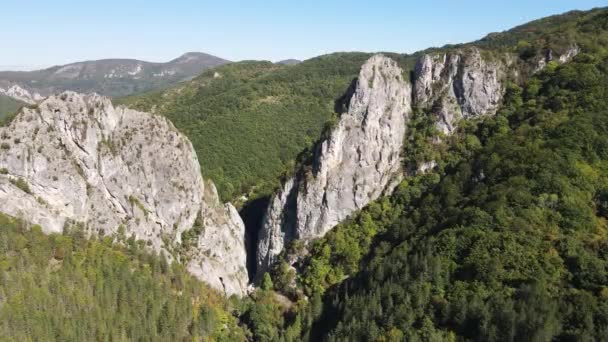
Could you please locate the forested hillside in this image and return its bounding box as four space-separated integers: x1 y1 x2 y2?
308 50 608 342
0 213 247 341
245 9 608 341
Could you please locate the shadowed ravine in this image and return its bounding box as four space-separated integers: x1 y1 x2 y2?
239 196 271 281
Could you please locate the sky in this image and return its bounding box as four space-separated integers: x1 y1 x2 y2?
1 0 605 70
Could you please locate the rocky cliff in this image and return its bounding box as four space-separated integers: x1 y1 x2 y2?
413 46 580 134
0 92 247 295
413 48 511 134
256 46 582 274
256 55 412 271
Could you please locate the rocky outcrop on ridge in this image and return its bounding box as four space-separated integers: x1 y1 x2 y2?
0 92 247 295
413 46 580 134
256 55 412 271
256 46 582 274
413 47 512 134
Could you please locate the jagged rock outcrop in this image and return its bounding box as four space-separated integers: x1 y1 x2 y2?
534 45 581 71
414 46 580 134
187 180 248 295
0 92 247 295
256 55 411 272
413 47 511 134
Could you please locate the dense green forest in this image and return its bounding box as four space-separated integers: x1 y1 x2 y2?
0 213 248 341
314 52 608 341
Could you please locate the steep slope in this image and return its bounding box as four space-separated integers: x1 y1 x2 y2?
256 55 411 272
0 92 247 295
309 51 608 341
243 8 608 341
413 48 513 134
412 45 580 134
0 213 247 341
253 11 595 277
255 47 580 274
0 52 229 101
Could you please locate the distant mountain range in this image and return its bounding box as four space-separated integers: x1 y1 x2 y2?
0 52 230 103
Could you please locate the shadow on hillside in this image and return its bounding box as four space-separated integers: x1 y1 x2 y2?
239 196 271 282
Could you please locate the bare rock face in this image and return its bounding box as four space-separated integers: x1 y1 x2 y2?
256 55 412 272
187 180 248 296
413 47 510 134
414 46 581 134
0 92 247 296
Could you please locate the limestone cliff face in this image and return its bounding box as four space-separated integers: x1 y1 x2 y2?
187 180 248 296
413 47 511 134
0 92 247 295
257 55 411 271
413 46 580 134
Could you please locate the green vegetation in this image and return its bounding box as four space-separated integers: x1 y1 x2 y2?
476 8 608 54
0 94 24 123
118 53 373 201
3 7 608 342
296 52 608 340
127 195 149 216
9 177 32 194
0 213 247 341
239 11 608 339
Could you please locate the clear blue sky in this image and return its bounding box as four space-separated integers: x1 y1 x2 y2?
1 0 605 70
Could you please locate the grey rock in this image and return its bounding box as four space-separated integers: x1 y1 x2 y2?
257 54 411 272
414 47 509 134
414 46 580 135
0 92 247 296
559 45 581 63
533 45 580 72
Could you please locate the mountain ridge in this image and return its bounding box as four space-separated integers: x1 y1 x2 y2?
0 51 230 103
